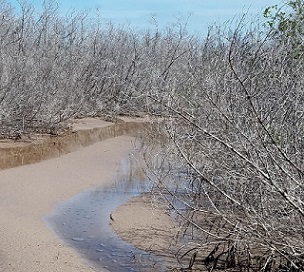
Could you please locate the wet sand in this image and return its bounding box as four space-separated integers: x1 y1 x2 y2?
0 135 135 271
0 116 143 272
111 193 179 269
0 118 174 271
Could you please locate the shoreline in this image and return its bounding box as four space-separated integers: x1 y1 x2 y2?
111 193 180 269
0 135 134 271
0 117 148 170
0 118 146 272
0 117 175 272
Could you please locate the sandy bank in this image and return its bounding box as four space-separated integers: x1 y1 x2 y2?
111 193 180 269
0 118 145 272
0 117 147 170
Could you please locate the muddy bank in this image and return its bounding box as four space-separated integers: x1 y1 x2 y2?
0 117 148 170
0 116 179 271
111 193 180 268
46 178 167 271
0 117 149 272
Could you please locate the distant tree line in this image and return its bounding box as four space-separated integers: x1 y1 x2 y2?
0 0 191 137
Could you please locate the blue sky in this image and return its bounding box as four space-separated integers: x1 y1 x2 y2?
8 0 282 35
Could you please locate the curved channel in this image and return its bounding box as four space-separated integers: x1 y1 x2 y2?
45 156 166 272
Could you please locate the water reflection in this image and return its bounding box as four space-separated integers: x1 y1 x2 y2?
46 155 165 272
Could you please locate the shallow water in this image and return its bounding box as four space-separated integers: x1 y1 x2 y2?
45 157 166 272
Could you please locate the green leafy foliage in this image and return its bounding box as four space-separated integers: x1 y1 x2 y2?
264 0 304 56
